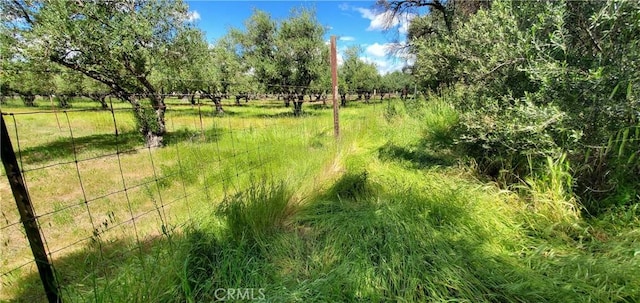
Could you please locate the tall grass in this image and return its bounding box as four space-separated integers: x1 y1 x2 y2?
3 98 639 302
164 99 639 302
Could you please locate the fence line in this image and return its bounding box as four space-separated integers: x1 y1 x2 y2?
0 95 330 301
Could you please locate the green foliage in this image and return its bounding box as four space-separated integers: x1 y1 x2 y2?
233 10 279 93
277 9 326 92
577 125 640 214
404 0 639 211
30 0 197 96
134 106 163 135
383 98 406 122
339 46 380 98
455 95 576 180
380 71 413 95
234 8 325 96
4 98 640 302
522 154 581 230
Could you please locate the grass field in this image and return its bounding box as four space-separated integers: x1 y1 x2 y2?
1 96 639 302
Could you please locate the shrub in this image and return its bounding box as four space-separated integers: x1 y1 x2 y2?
454 94 576 182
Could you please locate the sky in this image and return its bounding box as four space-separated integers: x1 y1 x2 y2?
185 1 415 74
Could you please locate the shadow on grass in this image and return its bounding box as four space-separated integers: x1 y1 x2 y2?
306 103 332 110
18 128 224 165
7 175 636 302
167 108 241 118
377 142 454 169
6 235 178 303
165 102 330 119
253 110 323 119
250 101 290 108
175 175 584 302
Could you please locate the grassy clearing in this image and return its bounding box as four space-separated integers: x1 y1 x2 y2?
2 97 639 302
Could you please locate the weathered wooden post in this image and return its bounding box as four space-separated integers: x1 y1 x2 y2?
330 36 340 139
1 114 60 303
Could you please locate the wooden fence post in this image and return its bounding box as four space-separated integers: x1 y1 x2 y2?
1 114 60 303
330 36 340 138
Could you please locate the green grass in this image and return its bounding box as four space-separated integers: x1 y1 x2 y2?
1 97 639 302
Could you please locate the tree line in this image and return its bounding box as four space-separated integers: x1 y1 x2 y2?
1 0 413 148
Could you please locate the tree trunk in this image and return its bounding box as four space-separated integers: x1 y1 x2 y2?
57 95 72 108
21 94 36 107
293 95 304 116
284 94 291 107
132 94 166 148
90 94 109 109
212 96 224 114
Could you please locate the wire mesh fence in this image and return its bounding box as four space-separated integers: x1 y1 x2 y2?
0 94 333 301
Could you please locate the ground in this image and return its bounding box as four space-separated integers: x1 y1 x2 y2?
1 96 638 302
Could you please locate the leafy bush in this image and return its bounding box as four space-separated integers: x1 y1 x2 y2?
409 0 639 212
454 94 577 182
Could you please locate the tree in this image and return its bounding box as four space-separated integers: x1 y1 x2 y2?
0 16 55 106
234 8 326 116
82 76 112 110
388 0 639 211
381 71 413 100
234 10 280 100
309 44 331 105
0 62 55 106
276 9 326 115
6 0 204 147
340 47 380 105
160 28 229 114
378 0 491 89
53 71 83 108
211 36 252 106
376 0 491 35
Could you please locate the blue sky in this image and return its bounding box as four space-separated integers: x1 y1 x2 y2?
185 1 415 74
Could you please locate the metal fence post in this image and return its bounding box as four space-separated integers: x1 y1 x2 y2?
1 114 60 303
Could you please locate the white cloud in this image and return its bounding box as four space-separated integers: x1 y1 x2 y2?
361 56 405 75
354 7 415 34
186 11 201 22
365 43 391 57
339 36 355 42
362 42 413 74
